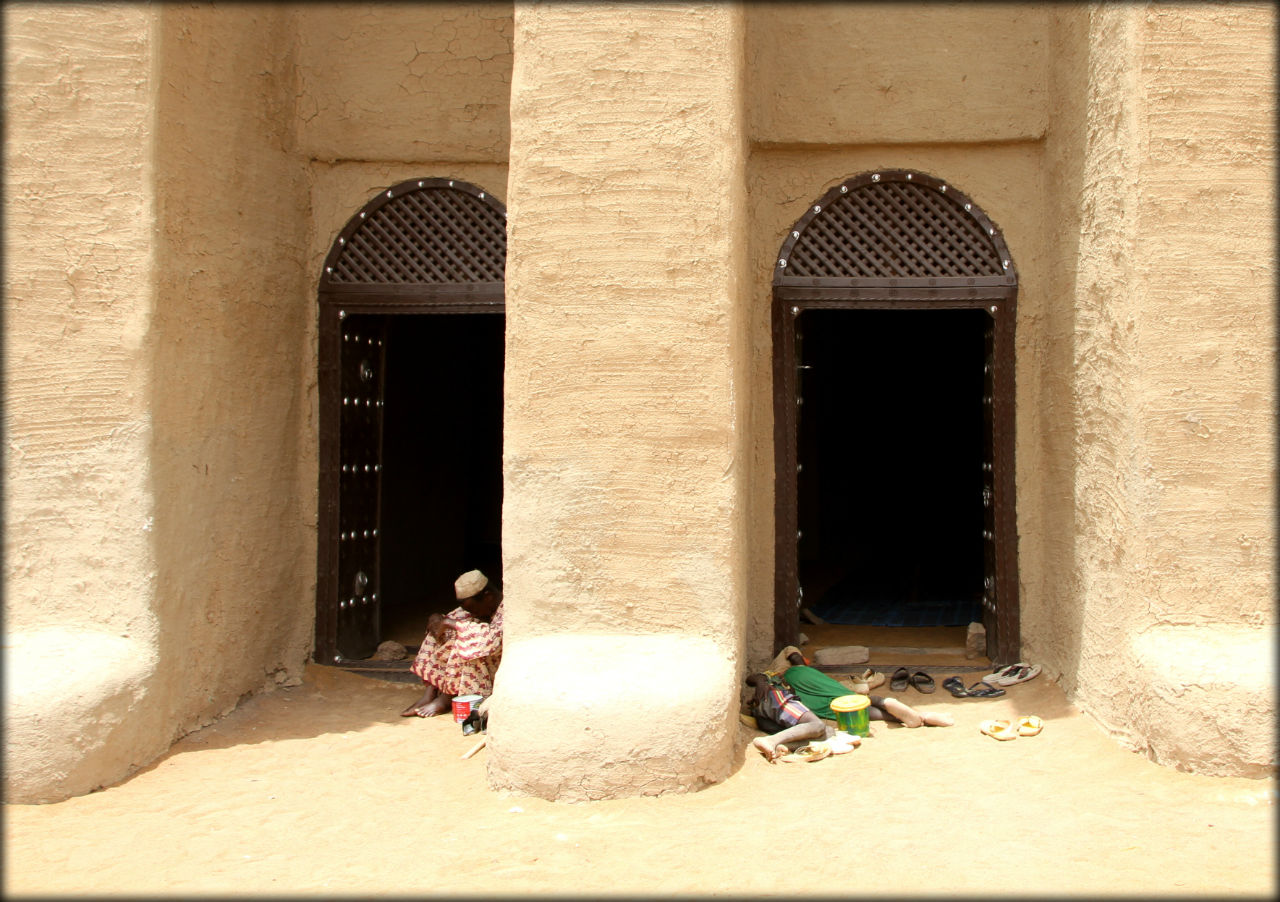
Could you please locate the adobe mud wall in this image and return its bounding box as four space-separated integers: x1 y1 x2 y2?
1040 4 1275 777
5 2 1272 806
4 3 318 803
5 2 517 804
489 2 750 801
147 4 314 746
4 3 165 803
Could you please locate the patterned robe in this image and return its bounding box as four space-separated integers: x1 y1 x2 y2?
410 603 504 697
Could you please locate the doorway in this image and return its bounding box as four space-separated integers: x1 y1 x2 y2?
373 312 504 648
771 169 1020 663
314 177 507 665
796 308 986 628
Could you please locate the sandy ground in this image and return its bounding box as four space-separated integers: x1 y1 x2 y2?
4 663 1275 898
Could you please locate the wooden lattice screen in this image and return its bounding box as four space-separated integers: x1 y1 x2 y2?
320 178 507 287
774 169 1015 290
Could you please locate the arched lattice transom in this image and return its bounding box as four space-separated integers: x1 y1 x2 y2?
775 170 1013 284
322 178 506 285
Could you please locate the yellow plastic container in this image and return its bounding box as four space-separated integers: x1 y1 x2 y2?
830 694 871 737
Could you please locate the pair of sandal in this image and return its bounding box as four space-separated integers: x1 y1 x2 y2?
942 676 1006 698
889 667 935 693
979 715 1044 741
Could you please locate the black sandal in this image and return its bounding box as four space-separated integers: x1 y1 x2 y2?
889 667 911 692
942 676 969 697
910 671 936 693
965 680 1006 698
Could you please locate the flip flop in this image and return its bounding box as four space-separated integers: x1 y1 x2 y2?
890 667 911 691
965 681 1006 698
984 663 1023 683
942 676 969 698
979 719 1019 741
909 671 936 693
780 744 832 763
826 732 861 754
1017 715 1044 736
993 664 1042 687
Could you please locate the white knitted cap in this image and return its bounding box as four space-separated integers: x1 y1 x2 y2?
454 569 489 600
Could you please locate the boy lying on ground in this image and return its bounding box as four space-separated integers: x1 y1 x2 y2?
777 650 954 728
745 650 954 760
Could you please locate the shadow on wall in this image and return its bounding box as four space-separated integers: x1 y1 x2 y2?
146 4 315 765
1029 6 1094 692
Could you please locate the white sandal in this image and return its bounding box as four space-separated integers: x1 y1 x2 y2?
1017 715 1044 736
979 719 1019 741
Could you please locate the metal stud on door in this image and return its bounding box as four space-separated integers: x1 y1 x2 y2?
981 323 998 655
337 317 387 660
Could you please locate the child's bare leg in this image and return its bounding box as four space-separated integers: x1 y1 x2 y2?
753 713 826 759
875 696 954 728
880 696 924 728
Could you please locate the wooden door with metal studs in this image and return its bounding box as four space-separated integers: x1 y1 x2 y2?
772 169 1020 663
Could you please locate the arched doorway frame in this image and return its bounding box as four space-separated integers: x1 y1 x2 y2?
771 168 1020 664
315 177 506 664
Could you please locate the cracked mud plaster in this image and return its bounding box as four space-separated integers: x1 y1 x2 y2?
293 5 512 161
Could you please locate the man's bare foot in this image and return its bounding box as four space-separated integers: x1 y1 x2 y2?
413 696 452 718
921 711 955 727
881 697 924 728
400 692 434 717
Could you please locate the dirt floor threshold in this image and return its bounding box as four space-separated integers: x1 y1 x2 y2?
4 664 1275 897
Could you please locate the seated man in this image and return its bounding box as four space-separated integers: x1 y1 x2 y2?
744 671 828 761
400 569 504 718
777 650 954 728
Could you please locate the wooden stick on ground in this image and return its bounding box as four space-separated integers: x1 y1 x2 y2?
461 738 487 760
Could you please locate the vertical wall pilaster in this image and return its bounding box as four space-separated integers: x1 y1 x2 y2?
3 3 163 802
1051 4 1275 776
491 2 750 800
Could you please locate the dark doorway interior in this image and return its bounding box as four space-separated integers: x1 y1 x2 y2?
373 311 504 648
799 308 985 627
